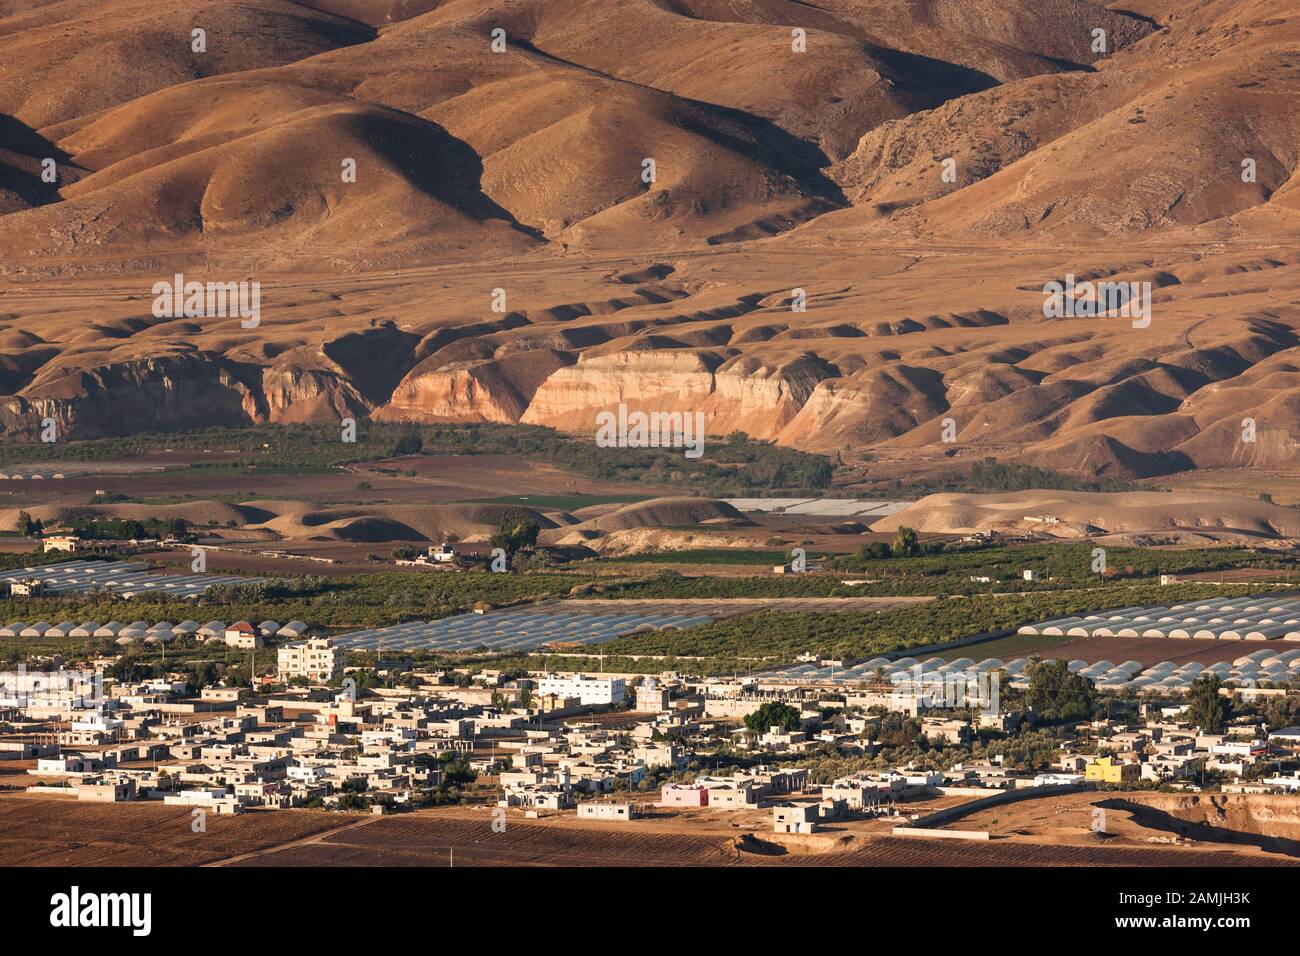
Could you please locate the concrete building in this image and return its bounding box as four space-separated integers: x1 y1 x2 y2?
659 783 708 807
42 535 84 553
577 802 636 821
537 674 625 707
1085 755 1140 784
922 717 972 745
278 638 345 683
428 543 457 563
699 780 759 808
78 779 136 802
773 803 818 834
823 776 897 809
224 622 262 649
635 680 671 713
753 767 809 795
633 741 685 770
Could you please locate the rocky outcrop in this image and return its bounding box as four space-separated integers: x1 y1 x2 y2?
518 349 839 442
251 364 369 424
520 350 719 432
776 365 950 452
320 323 422 404
0 353 255 439
705 353 838 435
375 349 576 424
0 351 368 438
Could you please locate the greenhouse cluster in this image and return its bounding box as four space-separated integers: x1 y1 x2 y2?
1017 596 1300 641
758 647 1300 694
333 607 715 653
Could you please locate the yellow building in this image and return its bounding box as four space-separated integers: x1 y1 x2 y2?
1085 755 1139 784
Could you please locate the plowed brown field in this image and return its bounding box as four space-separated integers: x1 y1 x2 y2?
0 796 341 866
5 793 1296 867
227 807 1296 868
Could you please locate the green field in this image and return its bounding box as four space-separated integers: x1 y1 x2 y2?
591 583 1281 663
592 549 831 566
0 570 598 665
831 541 1291 586
0 423 834 497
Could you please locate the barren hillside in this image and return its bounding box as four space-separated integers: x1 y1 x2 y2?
0 0 1296 482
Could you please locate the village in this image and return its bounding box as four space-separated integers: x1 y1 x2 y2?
4 627 1300 842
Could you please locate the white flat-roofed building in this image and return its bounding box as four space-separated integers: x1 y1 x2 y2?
428 543 457 563
277 637 345 683
577 802 635 821
537 674 625 706
287 764 328 785
0 669 101 708
42 535 83 553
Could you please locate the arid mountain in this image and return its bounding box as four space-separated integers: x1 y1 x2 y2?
0 0 1297 482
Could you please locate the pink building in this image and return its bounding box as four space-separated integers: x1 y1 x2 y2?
658 783 708 807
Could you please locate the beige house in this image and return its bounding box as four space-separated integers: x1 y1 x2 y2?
224 622 262 649
77 779 136 802
277 637 344 683
635 681 671 713
42 535 83 553
773 803 818 834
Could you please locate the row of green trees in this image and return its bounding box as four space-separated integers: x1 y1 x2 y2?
598 583 1279 661
0 422 835 497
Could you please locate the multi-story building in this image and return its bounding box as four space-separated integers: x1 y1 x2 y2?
10 578 49 597
277 638 345 683
224 622 262 649
537 674 625 706
42 535 83 553
635 680 671 713
1085 755 1140 784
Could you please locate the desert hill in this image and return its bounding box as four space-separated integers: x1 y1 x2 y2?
0 495 753 548
565 496 749 533
872 489 1300 540
0 0 1297 483
809 0 1300 241
0 0 1167 265
0 0 374 128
